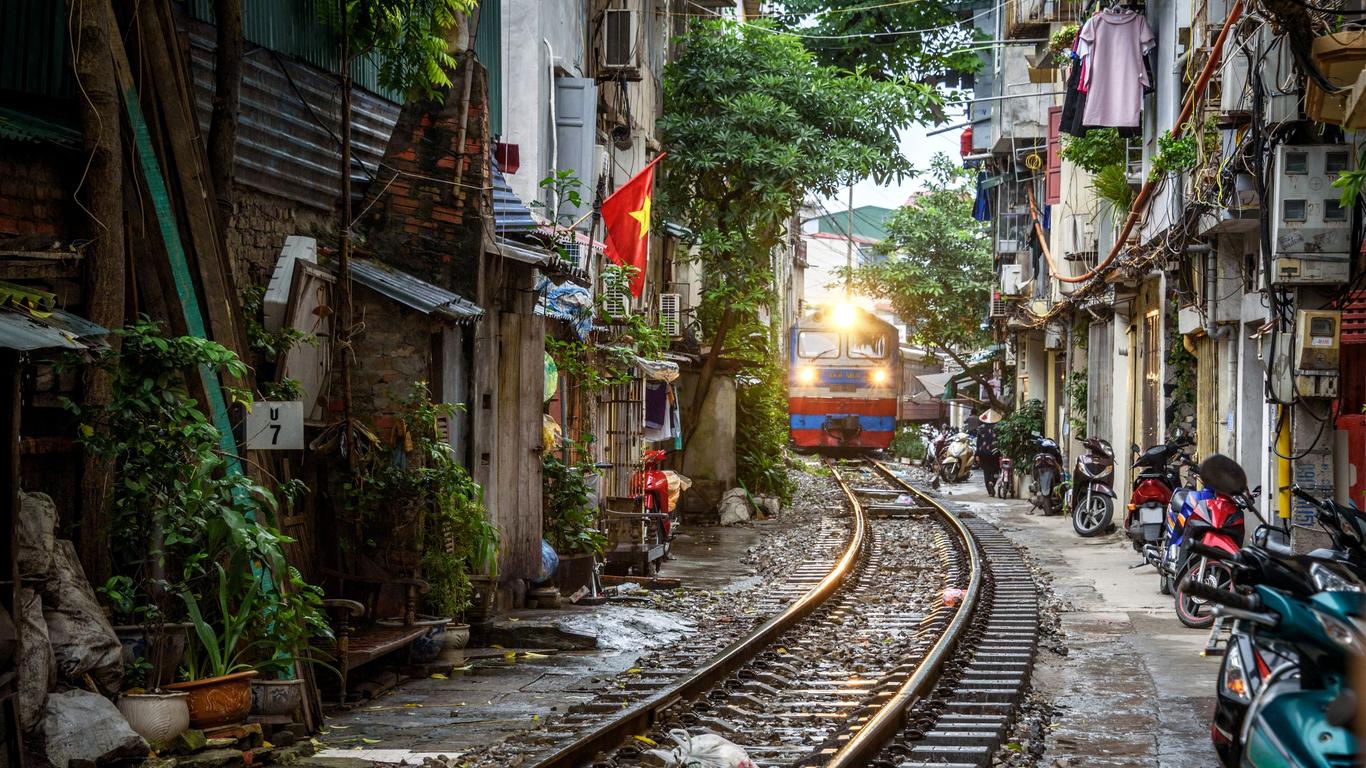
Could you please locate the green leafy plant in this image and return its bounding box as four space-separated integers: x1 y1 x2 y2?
734 327 795 504
533 170 587 231
319 0 477 101
1061 129 1126 174
1150 133 1199 179
1049 24 1080 64
889 428 927 461
542 453 607 556
240 285 316 401
997 399 1045 466
771 0 983 80
1093 163 1135 213
1333 151 1366 209
180 565 262 680
1066 371 1088 439
1167 308 1197 418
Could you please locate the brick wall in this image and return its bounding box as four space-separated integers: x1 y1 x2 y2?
225 188 335 288
358 56 489 298
0 143 77 239
346 286 436 428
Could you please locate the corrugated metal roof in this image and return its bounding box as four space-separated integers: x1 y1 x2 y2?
349 259 484 324
0 108 80 148
0 309 107 351
495 237 552 267
182 19 400 212
491 163 540 235
0 0 72 99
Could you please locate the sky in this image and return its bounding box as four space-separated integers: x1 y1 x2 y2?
816 107 968 214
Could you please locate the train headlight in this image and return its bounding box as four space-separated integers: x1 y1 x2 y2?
797 366 817 385
870 368 889 386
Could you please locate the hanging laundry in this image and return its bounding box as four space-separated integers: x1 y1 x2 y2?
1077 9 1156 129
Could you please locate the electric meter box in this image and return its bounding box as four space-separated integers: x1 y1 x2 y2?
1270 145 1354 286
1272 310 1342 400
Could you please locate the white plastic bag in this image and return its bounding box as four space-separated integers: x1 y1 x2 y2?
644 728 756 768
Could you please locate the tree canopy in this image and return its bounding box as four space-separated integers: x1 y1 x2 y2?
322 0 476 99
845 154 1001 407
771 0 982 82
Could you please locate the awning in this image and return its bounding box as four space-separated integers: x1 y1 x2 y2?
0 107 81 149
495 237 591 286
0 309 107 351
916 372 953 397
348 258 484 324
491 159 539 236
943 361 994 402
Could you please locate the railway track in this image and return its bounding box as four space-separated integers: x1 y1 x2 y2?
495 459 1042 768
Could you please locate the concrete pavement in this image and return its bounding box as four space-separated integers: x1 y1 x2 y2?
937 472 1220 767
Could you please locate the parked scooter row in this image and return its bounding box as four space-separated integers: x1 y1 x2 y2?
1178 477 1366 767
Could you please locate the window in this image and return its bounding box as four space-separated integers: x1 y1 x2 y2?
1326 199 1348 222
1284 199 1307 222
1284 151 1308 174
848 328 891 359
1326 151 1351 174
798 331 840 359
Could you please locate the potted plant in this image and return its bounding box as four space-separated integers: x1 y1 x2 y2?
542 453 607 596
464 515 500 624
247 559 337 718
166 565 261 730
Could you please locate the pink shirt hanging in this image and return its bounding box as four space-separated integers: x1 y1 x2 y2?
1077 9 1156 128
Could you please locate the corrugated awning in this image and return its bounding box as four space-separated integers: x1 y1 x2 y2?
496 237 591 286
0 107 81 149
0 309 107 351
491 160 539 235
348 258 484 324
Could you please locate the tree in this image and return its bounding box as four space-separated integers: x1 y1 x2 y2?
208 0 243 213
845 154 1005 410
771 0 982 82
659 19 940 439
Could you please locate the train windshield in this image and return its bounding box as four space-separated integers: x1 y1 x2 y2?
797 331 840 359
848 327 891 359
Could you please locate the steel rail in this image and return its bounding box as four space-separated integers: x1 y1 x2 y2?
817 460 984 768
527 458 868 768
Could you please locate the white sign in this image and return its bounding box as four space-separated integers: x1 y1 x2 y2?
245 401 305 450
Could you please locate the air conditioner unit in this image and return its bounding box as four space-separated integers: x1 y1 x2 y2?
602 272 631 319
998 239 1023 255
659 293 681 337
1000 264 1024 296
1270 145 1354 286
988 292 1010 317
601 8 637 71
557 238 584 266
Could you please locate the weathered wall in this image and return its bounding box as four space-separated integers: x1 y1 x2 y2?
348 287 437 424
677 371 737 517
224 188 335 287
0 144 77 238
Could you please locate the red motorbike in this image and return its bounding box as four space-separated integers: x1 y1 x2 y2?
632 449 676 547
1125 430 1194 558
1170 454 1249 629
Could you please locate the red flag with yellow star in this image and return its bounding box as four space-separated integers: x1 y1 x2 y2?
601 153 665 298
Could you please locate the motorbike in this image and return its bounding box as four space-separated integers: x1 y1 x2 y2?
1168 455 1249 629
1126 429 1196 557
1028 434 1064 516
1068 436 1116 537
632 449 677 558
938 431 975 485
1205 486 1366 766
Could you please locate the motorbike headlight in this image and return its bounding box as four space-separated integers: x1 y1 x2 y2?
1101 442 1114 459
1314 609 1363 651
1311 562 1365 593
1220 642 1253 704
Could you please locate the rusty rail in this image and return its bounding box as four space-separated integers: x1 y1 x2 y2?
527 457 869 768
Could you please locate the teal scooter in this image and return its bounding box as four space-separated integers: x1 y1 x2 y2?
1184 551 1365 768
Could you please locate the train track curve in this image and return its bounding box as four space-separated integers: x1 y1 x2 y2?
524 459 1040 768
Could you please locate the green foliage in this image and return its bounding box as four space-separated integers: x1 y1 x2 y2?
735 340 795 504
1333 151 1366 209
998 399 1045 465
846 155 992 357
1093 163 1135 213
320 0 476 100
1167 310 1197 417
180 565 261 680
661 19 934 354
1150 133 1199 179
1049 24 1080 64
344 383 490 617
1061 129 1126 174
1065 371 1087 439
542 453 607 555
771 0 982 81
240 285 316 401
533 170 586 230
889 427 927 461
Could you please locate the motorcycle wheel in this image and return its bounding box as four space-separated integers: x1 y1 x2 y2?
1072 495 1113 537
939 463 957 484
1174 558 1233 629
1159 574 1171 596
1037 470 1056 515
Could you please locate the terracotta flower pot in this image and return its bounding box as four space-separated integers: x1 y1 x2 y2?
118 691 190 743
250 678 304 717
165 670 258 730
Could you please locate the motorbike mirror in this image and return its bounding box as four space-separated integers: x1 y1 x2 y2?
1251 485 1262 496
1131 443 1141 455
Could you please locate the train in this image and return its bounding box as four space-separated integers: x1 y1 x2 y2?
788 305 902 451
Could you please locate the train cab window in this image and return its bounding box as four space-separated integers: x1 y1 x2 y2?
798 331 840 359
848 328 891 359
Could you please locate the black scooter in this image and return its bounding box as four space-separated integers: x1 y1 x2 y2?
1029 433 1064 516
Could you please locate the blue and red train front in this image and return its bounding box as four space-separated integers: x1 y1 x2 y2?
788 307 900 450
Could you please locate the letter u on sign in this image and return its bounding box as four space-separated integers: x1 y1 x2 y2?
245 401 305 450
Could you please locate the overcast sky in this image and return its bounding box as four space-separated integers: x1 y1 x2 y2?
817 107 968 214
